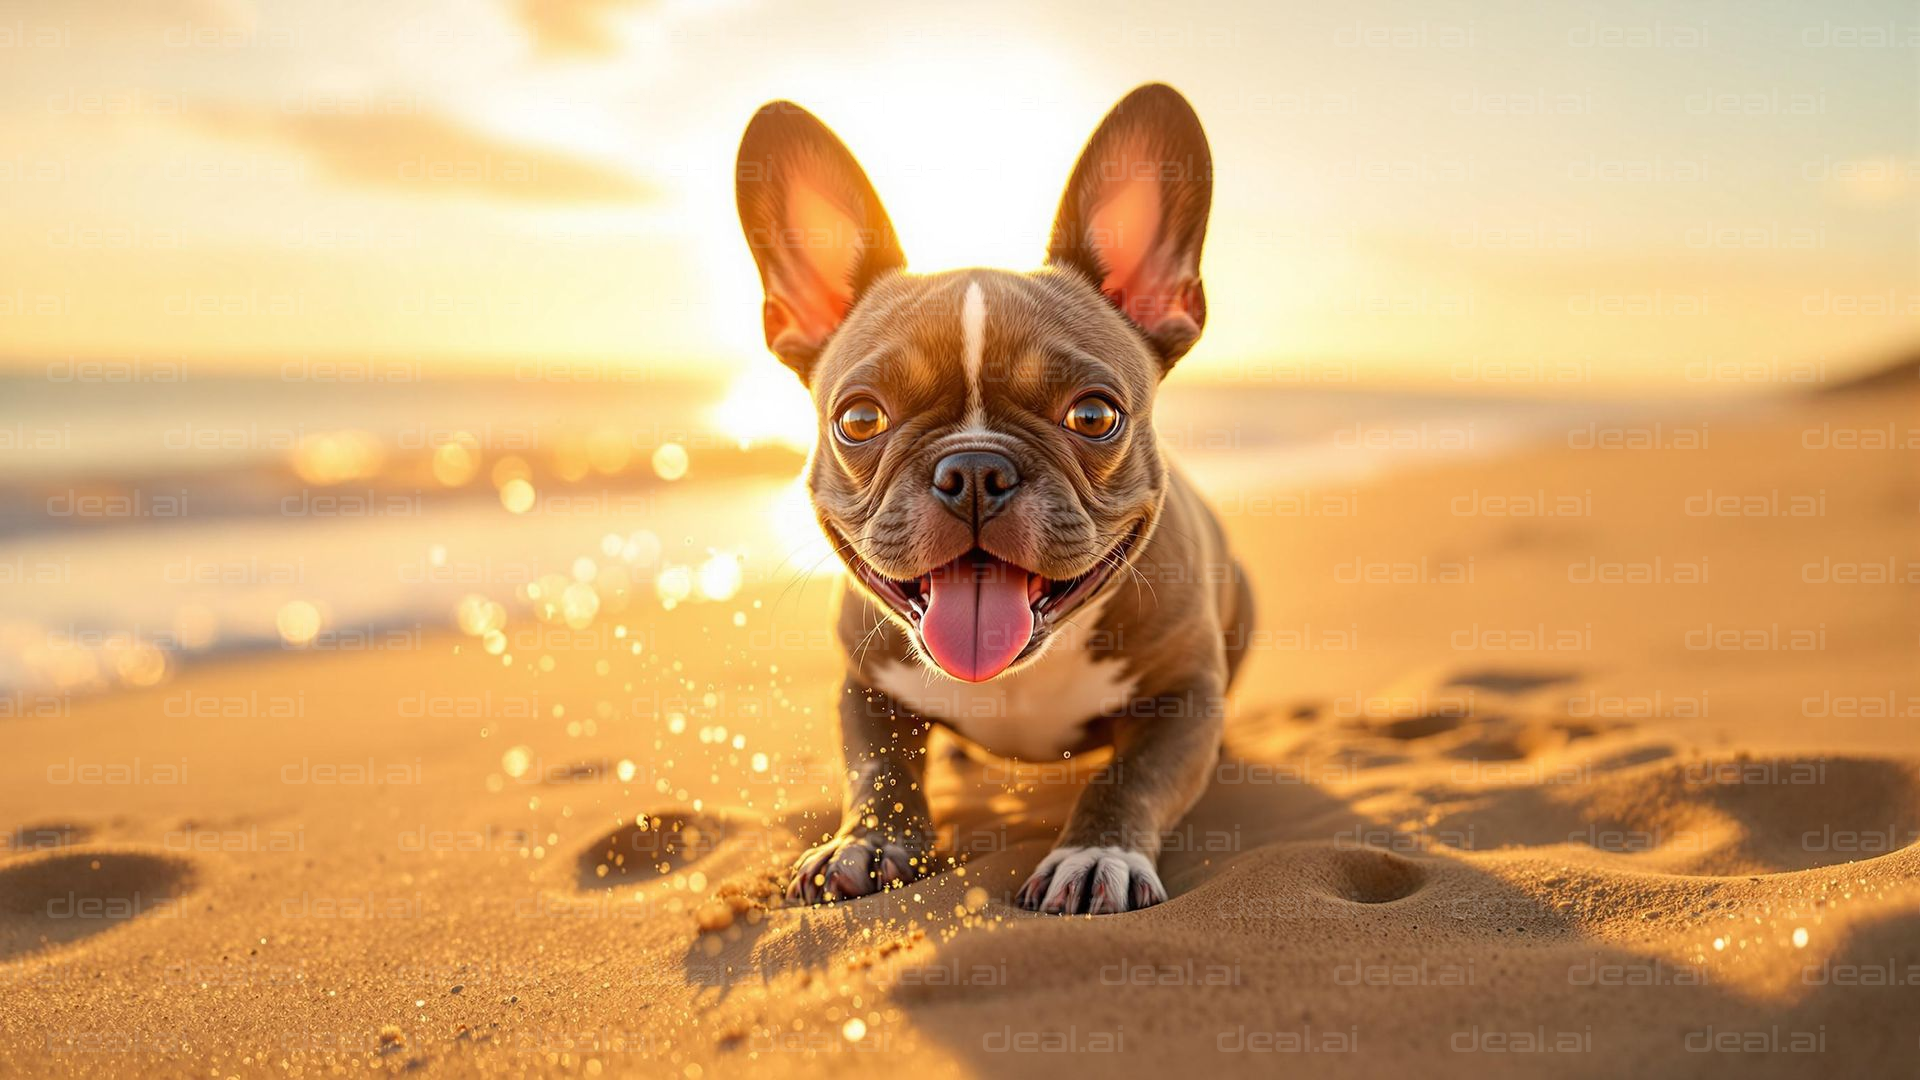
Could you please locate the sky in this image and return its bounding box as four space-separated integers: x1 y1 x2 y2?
0 0 1913 391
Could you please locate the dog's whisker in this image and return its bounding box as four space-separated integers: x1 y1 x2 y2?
767 539 851 618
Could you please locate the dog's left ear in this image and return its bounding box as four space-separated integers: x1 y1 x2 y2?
1048 84 1213 367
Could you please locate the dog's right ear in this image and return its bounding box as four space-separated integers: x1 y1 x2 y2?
735 102 906 382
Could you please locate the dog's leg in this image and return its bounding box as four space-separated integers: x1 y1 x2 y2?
1016 681 1223 914
788 680 935 904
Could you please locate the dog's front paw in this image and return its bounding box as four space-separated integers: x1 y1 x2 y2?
787 830 927 906
1015 846 1167 915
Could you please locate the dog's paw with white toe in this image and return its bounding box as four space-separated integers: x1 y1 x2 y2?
1016 846 1166 915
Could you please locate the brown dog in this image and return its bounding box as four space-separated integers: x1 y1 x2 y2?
735 84 1252 914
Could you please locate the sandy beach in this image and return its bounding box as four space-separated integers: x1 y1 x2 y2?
5 1 1915 1075
3 375 1915 1078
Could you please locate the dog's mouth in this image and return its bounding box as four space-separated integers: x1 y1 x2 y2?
844 525 1141 684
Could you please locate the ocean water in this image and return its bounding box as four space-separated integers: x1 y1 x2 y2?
0 369 1707 699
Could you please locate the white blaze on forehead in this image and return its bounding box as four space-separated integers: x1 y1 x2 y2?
961 280 986 425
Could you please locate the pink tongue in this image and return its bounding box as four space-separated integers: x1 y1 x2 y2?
919 552 1035 683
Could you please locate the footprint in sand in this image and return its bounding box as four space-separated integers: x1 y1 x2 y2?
1326 848 1428 904
1341 666 1584 745
0 847 197 961
1331 667 1658 771
1425 756 1920 875
1442 719 1641 764
575 811 735 889
1164 843 1437 923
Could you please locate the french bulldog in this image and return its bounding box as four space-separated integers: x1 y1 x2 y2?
735 84 1252 914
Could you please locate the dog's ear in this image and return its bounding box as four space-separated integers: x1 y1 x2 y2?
735 101 906 382
1048 84 1213 366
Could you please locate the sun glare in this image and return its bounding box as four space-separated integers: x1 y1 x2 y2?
759 47 1092 274
709 366 816 452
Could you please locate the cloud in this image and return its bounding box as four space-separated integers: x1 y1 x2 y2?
511 0 651 56
186 106 655 205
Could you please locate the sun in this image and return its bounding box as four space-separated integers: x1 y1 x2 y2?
801 59 1090 274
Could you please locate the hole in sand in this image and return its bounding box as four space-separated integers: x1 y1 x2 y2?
0 848 197 961
1330 849 1427 904
577 811 733 889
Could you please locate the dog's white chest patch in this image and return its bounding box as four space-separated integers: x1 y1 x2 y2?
871 606 1137 760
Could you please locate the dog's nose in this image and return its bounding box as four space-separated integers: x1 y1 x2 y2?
931 451 1021 525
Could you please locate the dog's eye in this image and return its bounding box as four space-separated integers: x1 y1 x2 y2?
835 398 890 444
1062 395 1122 440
